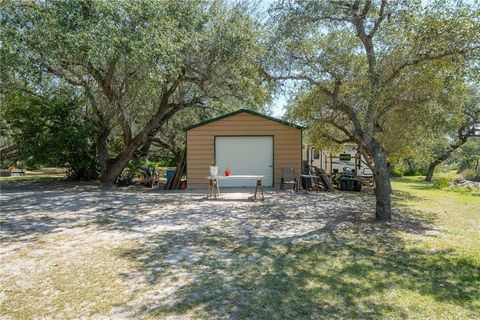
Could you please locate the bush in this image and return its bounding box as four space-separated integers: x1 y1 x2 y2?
122 158 144 179
451 173 465 184
120 158 177 180
391 167 405 177
0 159 15 170
3 90 99 180
156 159 177 167
65 149 98 181
463 169 480 182
432 176 450 189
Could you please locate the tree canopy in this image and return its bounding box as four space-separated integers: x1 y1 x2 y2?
265 0 479 220
2 88 98 179
1 0 270 185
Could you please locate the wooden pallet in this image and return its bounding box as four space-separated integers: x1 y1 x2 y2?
356 175 374 187
164 152 186 190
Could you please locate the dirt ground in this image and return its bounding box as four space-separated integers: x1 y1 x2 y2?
2 179 463 319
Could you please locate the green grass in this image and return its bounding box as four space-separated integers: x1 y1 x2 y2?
391 176 480 255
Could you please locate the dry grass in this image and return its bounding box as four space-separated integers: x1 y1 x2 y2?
0 228 134 319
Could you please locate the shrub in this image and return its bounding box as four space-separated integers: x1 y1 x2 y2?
391 167 405 177
65 151 98 181
432 176 450 189
0 159 15 170
463 169 480 182
403 168 428 176
156 159 177 167
122 159 144 179
3 90 99 180
451 173 465 184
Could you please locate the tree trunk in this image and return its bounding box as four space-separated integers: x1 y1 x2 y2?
424 161 441 182
173 149 184 165
96 127 110 182
99 119 168 187
0 145 20 161
101 143 139 187
424 135 469 182
102 161 125 187
96 95 185 187
372 148 392 221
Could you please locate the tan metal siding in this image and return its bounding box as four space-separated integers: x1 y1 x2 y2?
186 112 301 189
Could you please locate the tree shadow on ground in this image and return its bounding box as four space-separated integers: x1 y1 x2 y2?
2 180 478 318
0 181 187 243
119 204 480 319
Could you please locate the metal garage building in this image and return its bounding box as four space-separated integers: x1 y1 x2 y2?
184 109 303 189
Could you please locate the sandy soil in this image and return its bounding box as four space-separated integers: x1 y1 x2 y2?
0 180 376 319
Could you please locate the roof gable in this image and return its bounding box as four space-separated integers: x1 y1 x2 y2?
184 109 304 131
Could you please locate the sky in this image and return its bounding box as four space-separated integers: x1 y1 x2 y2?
269 93 289 118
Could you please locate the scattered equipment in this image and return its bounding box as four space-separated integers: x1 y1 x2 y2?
300 166 334 192
164 151 186 190
332 167 362 192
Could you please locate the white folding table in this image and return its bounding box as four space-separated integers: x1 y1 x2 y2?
206 175 265 201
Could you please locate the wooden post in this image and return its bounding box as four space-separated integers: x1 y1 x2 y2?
215 178 220 197
319 150 323 170
354 154 358 176
329 153 333 174
164 151 186 190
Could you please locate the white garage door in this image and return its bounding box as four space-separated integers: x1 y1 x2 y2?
215 136 273 187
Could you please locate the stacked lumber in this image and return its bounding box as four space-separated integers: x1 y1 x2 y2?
164 151 186 190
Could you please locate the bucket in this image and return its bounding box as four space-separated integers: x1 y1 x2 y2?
209 166 218 176
179 180 187 190
166 169 175 181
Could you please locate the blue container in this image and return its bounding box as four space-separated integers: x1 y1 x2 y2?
166 170 175 181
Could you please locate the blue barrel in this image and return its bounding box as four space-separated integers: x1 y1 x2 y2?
166 170 175 181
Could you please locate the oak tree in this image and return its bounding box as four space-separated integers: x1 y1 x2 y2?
266 0 479 220
1 0 269 186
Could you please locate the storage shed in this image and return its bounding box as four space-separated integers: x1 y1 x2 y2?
185 109 303 189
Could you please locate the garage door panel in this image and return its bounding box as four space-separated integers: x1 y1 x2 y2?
215 136 273 187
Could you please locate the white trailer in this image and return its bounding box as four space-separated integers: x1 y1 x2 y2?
303 143 373 177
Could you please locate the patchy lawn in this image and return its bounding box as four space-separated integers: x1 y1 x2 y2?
0 177 478 319
0 168 66 183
